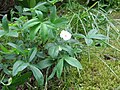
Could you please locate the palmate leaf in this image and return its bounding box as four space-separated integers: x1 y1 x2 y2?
34 2 47 10
90 34 107 40
6 31 19 37
35 10 43 20
29 65 44 86
48 66 57 80
73 33 85 39
23 18 40 29
56 59 63 78
2 15 9 33
40 23 48 43
53 17 68 27
48 45 59 58
7 42 24 53
36 59 54 69
64 56 82 69
0 30 18 38
30 24 41 40
23 8 30 12
61 45 74 56
87 29 107 40
88 29 98 36
12 60 29 76
0 30 6 37
48 56 82 80
47 58 63 80
47 59 63 80
50 5 57 22
29 47 37 62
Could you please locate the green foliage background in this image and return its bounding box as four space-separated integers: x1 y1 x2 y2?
0 0 120 89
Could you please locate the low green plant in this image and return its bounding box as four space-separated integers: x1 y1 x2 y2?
0 1 82 89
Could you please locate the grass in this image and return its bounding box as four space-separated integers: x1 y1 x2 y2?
46 2 120 89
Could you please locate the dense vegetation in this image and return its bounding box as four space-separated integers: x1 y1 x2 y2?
0 0 120 90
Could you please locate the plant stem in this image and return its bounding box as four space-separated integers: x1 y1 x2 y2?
88 46 91 63
63 67 66 82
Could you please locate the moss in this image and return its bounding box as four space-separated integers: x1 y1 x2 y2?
111 12 120 19
58 50 120 90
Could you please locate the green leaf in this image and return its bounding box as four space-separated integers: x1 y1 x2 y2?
7 42 23 53
4 54 16 60
6 31 18 37
12 60 29 76
37 51 45 58
61 45 74 56
34 2 47 10
30 65 44 86
7 42 18 49
11 72 32 86
29 47 37 62
53 17 68 27
29 0 36 8
23 18 40 29
50 5 57 22
64 56 82 69
30 24 41 40
0 44 8 53
48 66 57 80
48 28 56 39
15 6 23 14
23 8 30 12
2 15 9 32
48 45 59 58
3 67 12 75
40 23 48 42
45 43 55 49
35 10 43 20
56 59 63 78
0 30 6 37
88 29 98 36
73 33 85 39
90 34 107 40
85 38 93 46
36 59 54 69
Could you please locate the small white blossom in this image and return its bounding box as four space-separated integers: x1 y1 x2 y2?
28 48 31 50
60 30 72 41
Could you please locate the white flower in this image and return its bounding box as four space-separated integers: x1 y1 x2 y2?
60 30 72 41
